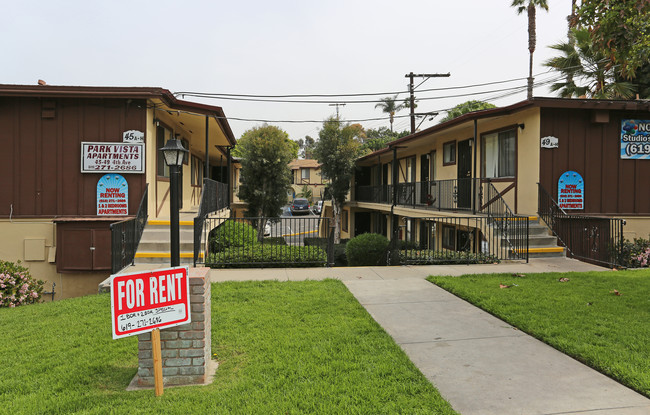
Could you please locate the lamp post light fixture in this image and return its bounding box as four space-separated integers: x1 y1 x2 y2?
159 137 188 267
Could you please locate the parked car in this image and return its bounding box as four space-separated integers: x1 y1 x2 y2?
313 200 323 215
290 198 310 215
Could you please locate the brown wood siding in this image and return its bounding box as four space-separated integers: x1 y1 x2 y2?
0 97 147 218
540 107 650 215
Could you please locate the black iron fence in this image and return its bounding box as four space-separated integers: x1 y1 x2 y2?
193 179 229 266
538 183 625 267
396 215 529 265
110 184 148 274
202 216 333 268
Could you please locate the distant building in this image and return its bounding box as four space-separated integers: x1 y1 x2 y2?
288 159 327 202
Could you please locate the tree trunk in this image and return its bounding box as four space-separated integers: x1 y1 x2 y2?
527 3 536 99
332 197 341 244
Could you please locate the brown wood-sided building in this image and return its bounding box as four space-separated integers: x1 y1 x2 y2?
0 84 236 299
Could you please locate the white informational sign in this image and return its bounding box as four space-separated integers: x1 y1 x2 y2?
123 130 144 143
541 136 559 149
81 142 145 173
111 267 191 339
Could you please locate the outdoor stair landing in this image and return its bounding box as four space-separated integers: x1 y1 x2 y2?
134 212 198 266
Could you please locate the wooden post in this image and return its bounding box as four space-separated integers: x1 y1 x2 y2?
151 328 164 396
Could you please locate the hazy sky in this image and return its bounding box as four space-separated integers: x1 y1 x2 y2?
2 0 572 141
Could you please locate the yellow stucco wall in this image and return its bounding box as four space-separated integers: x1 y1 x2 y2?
0 220 109 300
357 108 541 216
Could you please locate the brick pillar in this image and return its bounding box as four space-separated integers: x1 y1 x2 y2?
135 267 212 387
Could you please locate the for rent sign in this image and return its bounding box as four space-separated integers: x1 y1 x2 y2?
111 267 191 339
558 171 584 210
81 142 145 173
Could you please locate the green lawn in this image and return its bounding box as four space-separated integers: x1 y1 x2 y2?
0 279 456 414
429 269 650 398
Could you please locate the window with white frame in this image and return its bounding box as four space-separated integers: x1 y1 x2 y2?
301 168 310 181
482 129 515 178
443 141 456 165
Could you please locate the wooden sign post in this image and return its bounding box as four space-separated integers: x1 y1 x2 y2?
151 328 164 396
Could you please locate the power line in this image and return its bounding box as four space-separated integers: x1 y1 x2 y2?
177 83 531 105
158 75 563 126
173 75 535 100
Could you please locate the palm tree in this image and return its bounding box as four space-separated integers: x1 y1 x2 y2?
375 95 404 132
544 29 636 99
511 0 549 99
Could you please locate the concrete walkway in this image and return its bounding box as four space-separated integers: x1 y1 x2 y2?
208 258 650 415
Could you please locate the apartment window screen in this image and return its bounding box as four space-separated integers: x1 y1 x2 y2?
482 129 515 178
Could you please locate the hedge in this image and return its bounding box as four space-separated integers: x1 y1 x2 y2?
207 245 327 268
399 250 499 265
346 233 390 266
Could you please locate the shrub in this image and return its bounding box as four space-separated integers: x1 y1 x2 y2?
209 221 258 252
397 240 419 250
618 237 650 268
346 233 389 266
263 237 287 246
399 250 499 265
207 245 326 268
0 260 44 308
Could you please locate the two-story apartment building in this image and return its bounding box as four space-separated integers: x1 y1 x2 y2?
0 84 236 299
340 97 650 265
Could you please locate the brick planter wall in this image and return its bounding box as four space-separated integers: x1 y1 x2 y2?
135 267 212 387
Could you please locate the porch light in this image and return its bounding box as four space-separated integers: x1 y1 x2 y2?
160 137 188 167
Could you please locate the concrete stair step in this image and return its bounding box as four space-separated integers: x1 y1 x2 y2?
504 235 559 246
137 241 194 252
140 229 195 243
133 252 198 265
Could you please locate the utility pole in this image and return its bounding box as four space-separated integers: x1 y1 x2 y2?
328 103 346 120
406 72 450 134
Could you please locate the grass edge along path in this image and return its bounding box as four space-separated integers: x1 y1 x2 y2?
428 270 650 398
0 279 457 414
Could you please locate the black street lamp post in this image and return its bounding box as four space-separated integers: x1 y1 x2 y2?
160 138 188 267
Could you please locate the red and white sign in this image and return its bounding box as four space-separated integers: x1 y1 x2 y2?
111 266 191 339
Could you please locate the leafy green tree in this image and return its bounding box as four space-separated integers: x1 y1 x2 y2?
544 28 636 99
233 132 298 160
314 118 361 243
511 0 549 99
574 0 650 80
375 95 405 132
297 135 317 159
440 100 497 123
237 125 294 241
360 127 409 154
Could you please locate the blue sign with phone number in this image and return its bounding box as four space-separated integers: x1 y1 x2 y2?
621 120 650 159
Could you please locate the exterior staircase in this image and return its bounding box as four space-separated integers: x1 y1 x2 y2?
507 216 565 258
134 212 199 266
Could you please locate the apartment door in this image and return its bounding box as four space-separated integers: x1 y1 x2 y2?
354 212 371 236
420 154 429 204
457 139 472 209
